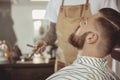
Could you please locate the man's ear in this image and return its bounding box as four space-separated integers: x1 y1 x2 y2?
86 33 98 44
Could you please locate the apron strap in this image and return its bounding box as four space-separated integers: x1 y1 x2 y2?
80 5 84 17
85 0 89 10
61 0 64 7
81 0 89 18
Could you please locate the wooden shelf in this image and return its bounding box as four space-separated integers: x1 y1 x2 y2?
0 59 55 80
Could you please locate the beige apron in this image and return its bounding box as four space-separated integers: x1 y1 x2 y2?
55 0 92 71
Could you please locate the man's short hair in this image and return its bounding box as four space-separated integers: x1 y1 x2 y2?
96 8 120 54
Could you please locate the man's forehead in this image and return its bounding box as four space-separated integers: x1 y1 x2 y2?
82 13 101 33
87 13 102 27
88 13 101 22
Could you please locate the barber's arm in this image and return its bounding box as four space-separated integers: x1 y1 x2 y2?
42 22 57 45
33 22 57 53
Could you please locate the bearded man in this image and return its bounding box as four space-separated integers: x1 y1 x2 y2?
46 8 120 80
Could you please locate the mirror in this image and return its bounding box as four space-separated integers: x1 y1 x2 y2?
0 0 49 54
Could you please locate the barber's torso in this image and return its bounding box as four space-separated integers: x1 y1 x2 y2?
55 0 91 67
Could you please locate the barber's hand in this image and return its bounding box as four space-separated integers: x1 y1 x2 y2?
33 40 47 54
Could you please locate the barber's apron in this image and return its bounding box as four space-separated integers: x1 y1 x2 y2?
55 0 91 71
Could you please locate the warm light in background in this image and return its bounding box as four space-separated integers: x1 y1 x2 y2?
33 21 42 31
32 9 46 37
32 10 46 19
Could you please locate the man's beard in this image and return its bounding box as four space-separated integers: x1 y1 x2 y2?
69 31 91 49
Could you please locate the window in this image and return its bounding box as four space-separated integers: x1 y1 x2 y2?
32 9 46 37
32 10 46 19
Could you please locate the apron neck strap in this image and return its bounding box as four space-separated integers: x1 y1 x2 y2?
85 0 89 10
80 0 89 18
61 0 64 7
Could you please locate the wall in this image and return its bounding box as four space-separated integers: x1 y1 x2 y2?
11 2 48 54
0 1 17 47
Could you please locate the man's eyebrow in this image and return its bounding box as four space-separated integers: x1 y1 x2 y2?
101 15 120 31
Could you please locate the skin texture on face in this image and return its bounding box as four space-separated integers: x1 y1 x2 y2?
69 31 92 49
69 14 100 49
69 13 108 58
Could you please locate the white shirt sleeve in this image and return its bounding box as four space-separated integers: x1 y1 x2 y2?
102 0 119 12
45 0 61 23
90 0 119 14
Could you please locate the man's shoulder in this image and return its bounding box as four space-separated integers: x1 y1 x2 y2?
46 64 92 80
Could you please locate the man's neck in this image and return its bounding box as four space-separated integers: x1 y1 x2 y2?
79 47 106 58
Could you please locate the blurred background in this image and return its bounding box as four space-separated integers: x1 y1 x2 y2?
0 0 120 80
